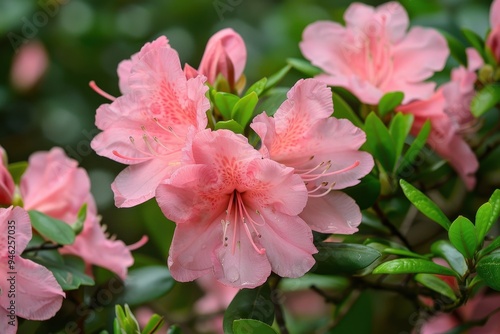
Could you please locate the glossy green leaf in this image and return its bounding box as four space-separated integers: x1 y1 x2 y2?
479 236 500 258
389 112 413 169
378 91 404 117
7 161 28 184
233 319 278 334
397 120 431 177
471 84 500 117
255 88 288 117
214 92 240 119
487 189 500 233
28 210 76 245
461 28 486 61
476 252 500 291
232 92 258 128
448 216 478 259
415 274 457 301
30 255 95 290
383 247 429 260
431 240 467 276
167 325 182 334
215 120 245 134
476 202 493 243
440 30 467 65
223 284 274 334
264 65 291 92
363 112 396 172
400 179 451 230
286 57 322 77
342 174 381 210
332 93 363 128
141 314 165 334
245 78 268 97
119 266 175 306
312 243 381 275
72 203 87 236
373 258 457 276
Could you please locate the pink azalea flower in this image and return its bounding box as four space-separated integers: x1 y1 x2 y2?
0 206 65 334
10 41 49 92
251 79 374 234
399 49 481 190
91 38 210 207
300 2 449 105
0 146 15 206
196 28 247 93
20 147 136 279
156 129 317 288
487 0 500 63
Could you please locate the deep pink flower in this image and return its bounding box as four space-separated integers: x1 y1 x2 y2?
156 129 316 288
196 28 246 93
251 79 374 234
300 2 448 105
0 206 65 334
91 38 210 207
487 0 500 63
20 148 136 279
0 146 15 206
399 49 481 190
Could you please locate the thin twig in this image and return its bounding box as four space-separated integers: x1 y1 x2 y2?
23 242 63 253
373 202 414 251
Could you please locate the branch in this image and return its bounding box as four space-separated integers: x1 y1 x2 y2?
373 202 414 251
23 242 63 253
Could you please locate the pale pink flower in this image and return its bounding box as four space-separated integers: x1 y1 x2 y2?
20 147 136 279
399 49 481 190
251 79 374 234
487 0 500 63
300 2 449 105
0 146 15 206
195 28 247 93
91 38 210 207
10 41 48 92
0 206 65 334
156 129 316 288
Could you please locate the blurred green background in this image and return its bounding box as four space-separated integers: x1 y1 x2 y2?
0 0 495 333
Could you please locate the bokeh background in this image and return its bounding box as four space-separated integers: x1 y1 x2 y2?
0 0 496 333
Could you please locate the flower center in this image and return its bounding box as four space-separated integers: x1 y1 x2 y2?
221 191 266 255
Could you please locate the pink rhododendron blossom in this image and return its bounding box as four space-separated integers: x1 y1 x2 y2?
10 41 49 92
91 38 210 207
0 206 65 334
0 146 15 206
196 28 247 93
251 79 374 234
20 147 136 279
300 2 449 105
156 129 317 288
399 49 481 190
487 0 500 63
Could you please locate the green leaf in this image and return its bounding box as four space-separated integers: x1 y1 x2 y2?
373 258 458 276
7 161 28 184
479 236 500 258
399 179 452 230
415 274 457 301
476 252 500 291
286 58 322 77
461 28 486 61
448 216 478 259
215 120 245 134
431 240 467 277
223 284 274 334
167 325 182 334
141 314 165 334
264 65 291 92
440 30 467 66
72 203 87 236
255 88 288 117
378 91 404 117
383 248 429 260
214 92 240 120
28 210 76 245
312 243 381 275
471 84 500 117
397 120 431 177
245 78 268 97
332 93 363 128
233 319 278 334
119 266 175 306
363 112 396 172
476 202 493 244
389 112 414 169
30 255 95 290
342 174 381 210
232 92 258 128
487 189 500 232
